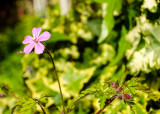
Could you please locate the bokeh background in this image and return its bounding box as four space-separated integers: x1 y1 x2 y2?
0 0 160 113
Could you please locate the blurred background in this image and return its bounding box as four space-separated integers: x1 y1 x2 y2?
0 0 160 113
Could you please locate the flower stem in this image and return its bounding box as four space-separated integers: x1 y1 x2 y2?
96 95 116 114
38 102 46 114
46 49 66 114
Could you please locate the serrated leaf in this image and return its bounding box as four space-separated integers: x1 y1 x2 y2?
20 102 36 112
102 83 108 90
40 93 55 98
98 94 109 109
105 87 115 94
39 97 48 105
125 101 136 106
11 105 20 114
66 106 76 113
99 98 105 109
78 88 97 98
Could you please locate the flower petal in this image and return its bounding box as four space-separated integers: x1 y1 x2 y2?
39 31 51 41
22 35 34 44
23 43 35 54
35 42 45 54
32 27 41 38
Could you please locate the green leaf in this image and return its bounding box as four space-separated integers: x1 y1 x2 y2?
102 83 108 90
11 105 19 114
91 0 107 3
32 78 54 93
39 97 48 105
47 32 71 42
112 65 126 81
98 11 114 43
40 93 55 98
109 26 131 66
76 84 100 102
142 0 158 12
105 87 115 94
20 99 37 112
86 19 102 36
98 94 109 109
127 26 160 74
98 0 122 43
149 27 160 43
136 105 146 114
0 50 26 96
12 98 37 113
61 63 96 96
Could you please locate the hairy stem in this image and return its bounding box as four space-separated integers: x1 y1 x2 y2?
38 102 46 114
96 95 116 114
46 49 66 114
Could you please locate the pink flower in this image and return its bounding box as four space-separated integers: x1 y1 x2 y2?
22 27 51 54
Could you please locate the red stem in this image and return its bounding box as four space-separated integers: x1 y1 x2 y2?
96 95 117 114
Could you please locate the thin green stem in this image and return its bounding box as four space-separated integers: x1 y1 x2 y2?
46 49 66 114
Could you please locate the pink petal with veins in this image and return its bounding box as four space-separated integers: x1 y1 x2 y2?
22 35 34 44
24 43 35 54
35 42 45 54
32 27 41 38
39 31 51 41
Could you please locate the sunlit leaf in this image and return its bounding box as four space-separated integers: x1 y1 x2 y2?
109 26 131 66
47 33 71 42
98 0 122 43
86 19 102 36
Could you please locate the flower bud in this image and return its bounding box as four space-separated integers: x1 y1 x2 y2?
124 94 131 99
0 93 6 98
118 85 124 93
114 81 119 88
117 94 123 100
110 81 119 89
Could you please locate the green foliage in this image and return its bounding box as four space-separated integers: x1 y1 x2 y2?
11 98 36 114
47 32 71 43
98 0 122 43
0 0 160 113
86 19 101 36
11 93 55 114
109 26 131 66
